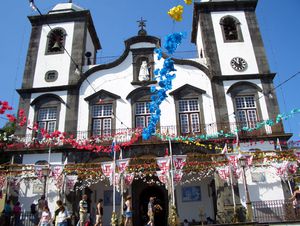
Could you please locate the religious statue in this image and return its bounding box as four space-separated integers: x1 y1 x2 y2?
138 61 150 81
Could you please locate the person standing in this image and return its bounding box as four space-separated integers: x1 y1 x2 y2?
53 200 63 226
13 201 21 226
147 197 155 226
290 186 300 216
94 199 103 226
79 194 89 226
38 195 48 219
39 206 52 226
124 195 132 226
3 199 12 226
56 205 69 226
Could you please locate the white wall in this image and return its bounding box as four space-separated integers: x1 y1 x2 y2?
211 11 259 75
77 48 214 134
33 22 74 88
176 176 215 222
19 153 62 213
238 166 284 205
26 91 68 137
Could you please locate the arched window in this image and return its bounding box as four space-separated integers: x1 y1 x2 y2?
170 84 206 135
85 90 120 137
31 94 64 138
46 28 66 54
220 16 243 42
227 82 263 130
127 87 155 129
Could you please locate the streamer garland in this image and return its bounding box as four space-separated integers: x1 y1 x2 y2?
142 32 186 140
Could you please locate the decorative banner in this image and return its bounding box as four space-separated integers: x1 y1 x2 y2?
51 166 63 180
66 175 78 192
124 173 134 186
173 170 183 186
55 174 64 190
217 166 230 181
9 177 21 194
116 159 129 174
101 162 114 178
173 155 187 170
156 171 169 185
227 155 238 168
246 155 253 166
156 157 171 174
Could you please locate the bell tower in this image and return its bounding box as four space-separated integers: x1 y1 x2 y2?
191 0 283 134
17 2 101 136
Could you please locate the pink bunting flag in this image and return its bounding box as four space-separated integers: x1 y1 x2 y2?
101 162 114 178
156 157 170 174
66 175 78 191
173 155 187 170
116 159 129 174
124 173 134 186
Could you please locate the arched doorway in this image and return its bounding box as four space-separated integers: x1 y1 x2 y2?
132 178 168 226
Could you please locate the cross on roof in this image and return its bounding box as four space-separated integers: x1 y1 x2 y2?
137 17 147 30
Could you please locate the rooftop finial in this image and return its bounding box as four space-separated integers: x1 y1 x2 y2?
137 17 147 36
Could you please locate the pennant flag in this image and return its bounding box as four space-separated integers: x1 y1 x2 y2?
276 138 282 151
116 159 129 174
172 155 187 170
221 143 228 154
156 157 171 174
66 175 78 192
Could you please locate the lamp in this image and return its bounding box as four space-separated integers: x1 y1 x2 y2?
239 156 253 222
41 164 50 198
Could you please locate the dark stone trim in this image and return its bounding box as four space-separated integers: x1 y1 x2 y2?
17 85 78 94
81 35 160 84
161 53 210 78
64 88 80 134
169 84 206 96
191 0 258 43
30 93 66 106
84 89 121 102
260 77 285 134
126 87 151 101
125 35 160 48
68 20 86 85
226 81 262 94
131 81 157 86
15 93 31 137
212 73 276 81
245 11 270 73
28 10 101 50
21 25 42 89
44 70 58 82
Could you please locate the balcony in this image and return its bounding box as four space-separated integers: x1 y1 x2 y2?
252 199 300 223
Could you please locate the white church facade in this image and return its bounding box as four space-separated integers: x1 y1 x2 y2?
5 0 297 225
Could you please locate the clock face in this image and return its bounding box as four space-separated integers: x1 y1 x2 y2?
230 57 248 72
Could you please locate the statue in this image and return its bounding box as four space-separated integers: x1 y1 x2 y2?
138 61 150 81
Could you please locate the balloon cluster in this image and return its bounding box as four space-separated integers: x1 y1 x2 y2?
142 32 186 140
168 5 184 22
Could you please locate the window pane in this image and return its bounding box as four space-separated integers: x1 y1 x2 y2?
48 108 57 120
136 102 146 115
180 114 189 133
179 100 188 112
245 96 255 108
236 110 247 127
136 116 145 128
191 113 200 132
189 100 199 111
103 118 112 135
92 105 103 117
47 121 56 133
247 110 257 128
235 97 245 109
93 119 101 136
103 104 112 116
38 109 48 121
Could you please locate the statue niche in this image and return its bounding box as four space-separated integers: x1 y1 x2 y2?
138 60 150 81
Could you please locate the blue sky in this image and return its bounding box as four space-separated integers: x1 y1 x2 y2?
0 0 299 141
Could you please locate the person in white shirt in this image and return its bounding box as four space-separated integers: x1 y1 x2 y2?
39 206 52 226
56 205 69 226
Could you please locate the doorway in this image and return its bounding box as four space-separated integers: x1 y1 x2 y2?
132 178 168 226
